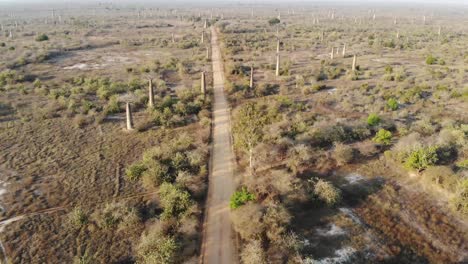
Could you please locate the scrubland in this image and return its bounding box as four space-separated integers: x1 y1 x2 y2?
221 4 467 264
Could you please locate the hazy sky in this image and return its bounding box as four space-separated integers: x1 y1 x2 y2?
0 0 466 7
0 0 466 2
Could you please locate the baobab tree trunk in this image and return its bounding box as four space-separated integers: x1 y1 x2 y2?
396 30 400 39
249 148 253 171
148 79 154 108
352 54 357 71
275 53 280 77
204 19 207 29
201 71 206 94
249 65 254 89
172 32 175 43
126 102 134 130
342 43 346 57
201 31 204 44
438 26 441 36
330 47 334 60
276 38 280 53
206 46 210 59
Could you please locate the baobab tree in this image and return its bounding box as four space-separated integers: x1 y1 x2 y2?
119 93 138 131
249 65 254 89
201 71 206 95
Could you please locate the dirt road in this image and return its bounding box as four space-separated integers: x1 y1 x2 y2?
200 28 237 264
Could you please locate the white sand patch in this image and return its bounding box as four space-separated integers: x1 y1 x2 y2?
327 88 337 94
64 63 88 70
105 56 131 63
316 224 347 236
0 215 24 233
339 207 364 226
344 173 365 185
304 247 356 264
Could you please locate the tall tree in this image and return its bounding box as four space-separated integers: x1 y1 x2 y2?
233 102 267 171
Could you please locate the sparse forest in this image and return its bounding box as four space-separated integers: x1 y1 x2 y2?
0 1 466 264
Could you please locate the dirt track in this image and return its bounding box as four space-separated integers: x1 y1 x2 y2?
200 27 237 264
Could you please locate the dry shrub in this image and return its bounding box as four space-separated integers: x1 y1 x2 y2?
176 171 207 199
39 101 64 119
333 143 355 166
451 178 468 215
263 205 292 243
241 240 266 264
313 178 342 206
423 166 458 192
355 140 379 157
245 169 297 201
73 114 88 128
94 202 140 231
231 203 264 240
287 144 312 174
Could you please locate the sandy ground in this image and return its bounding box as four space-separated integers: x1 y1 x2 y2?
200 28 237 264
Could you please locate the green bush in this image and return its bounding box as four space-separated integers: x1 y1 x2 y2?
268 18 280 26
367 113 381 126
68 207 88 228
425 55 437 65
126 163 147 181
230 187 256 209
387 98 398 111
137 230 179 264
35 33 49 42
311 83 326 91
404 146 439 170
159 183 193 219
385 65 393 74
373 129 392 145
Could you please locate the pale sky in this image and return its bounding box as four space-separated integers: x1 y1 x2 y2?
0 0 466 7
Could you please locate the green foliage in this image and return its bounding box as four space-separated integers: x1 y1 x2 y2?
68 207 88 228
373 129 392 145
159 183 193 219
456 160 468 169
0 70 23 86
230 187 256 209
425 54 437 65
268 18 280 26
137 230 179 264
233 102 268 158
35 33 49 41
404 146 439 170
97 203 139 229
105 95 120 114
126 163 147 181
385 65 393 74
367 113 381 126
310 124 371 147
311 83 326 91
387 98 398 111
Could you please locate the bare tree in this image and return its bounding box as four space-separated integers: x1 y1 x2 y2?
352 54 357 71
201 71 206 94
